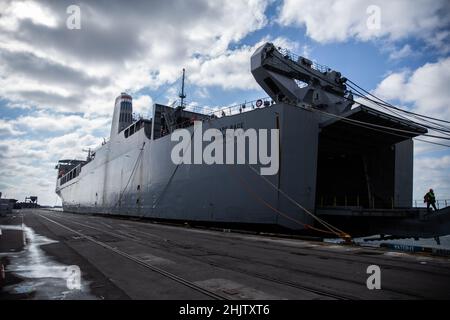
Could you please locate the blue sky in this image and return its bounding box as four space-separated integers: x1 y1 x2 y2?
0 0 449 205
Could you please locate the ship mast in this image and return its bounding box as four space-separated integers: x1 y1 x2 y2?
179 68 186 109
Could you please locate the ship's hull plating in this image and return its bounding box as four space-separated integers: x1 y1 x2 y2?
57 103 319 230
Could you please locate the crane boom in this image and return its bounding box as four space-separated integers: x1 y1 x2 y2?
251 42 354 115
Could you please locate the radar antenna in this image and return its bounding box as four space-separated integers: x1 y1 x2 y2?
82 148 92 161
179 68 186 109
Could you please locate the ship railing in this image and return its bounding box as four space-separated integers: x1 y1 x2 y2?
209 97 274 118
183 104 215 114
59 163 83 186
186 97 273 118
171 97 273 131
317 195 450 210
413 199 450 209
276 46 331 73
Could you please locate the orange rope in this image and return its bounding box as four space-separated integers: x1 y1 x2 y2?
227 165 348 238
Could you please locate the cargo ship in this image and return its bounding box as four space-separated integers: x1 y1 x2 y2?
55 43 450 238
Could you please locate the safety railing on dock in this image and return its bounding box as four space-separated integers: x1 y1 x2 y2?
317 195 450 210
413 199 450 209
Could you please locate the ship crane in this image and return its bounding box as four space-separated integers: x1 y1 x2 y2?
251 42 450 241
251 42 354 115
53 43 450 242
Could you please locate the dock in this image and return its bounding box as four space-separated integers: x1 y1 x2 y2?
1 209 450 300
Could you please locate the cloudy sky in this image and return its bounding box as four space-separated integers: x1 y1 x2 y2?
0 0 449 205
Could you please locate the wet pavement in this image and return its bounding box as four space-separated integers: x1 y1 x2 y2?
2 209 450 300
0 213 124 299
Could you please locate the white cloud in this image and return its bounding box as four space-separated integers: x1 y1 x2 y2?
0 110 113 206
388 44 413 60
414 155 450 202
0 0 59 30
0 0 274 204
278 0 450 49
190 44 261 90
0 119 25 136
372 58 450 199
189 37 299 90
11 112 110 134
374 57 450 122
0 0 270 115
0 130 104 205
132 95 153 118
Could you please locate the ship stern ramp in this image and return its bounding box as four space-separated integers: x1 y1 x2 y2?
312 105 438 237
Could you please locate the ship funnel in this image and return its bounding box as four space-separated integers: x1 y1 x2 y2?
110 92 133 138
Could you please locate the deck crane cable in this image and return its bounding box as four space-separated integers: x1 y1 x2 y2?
270 49 450 134
170 60 450 147
276 49 450 137
297 105 450 148
411 138 450 148
346 83 450 133
272 52 450 137
350 95 450 138
271 53 450 143
345 82 450 134
272 47 450 126
315 105 450 140
346 79 450 125
346 83 450 136
196 97 449 147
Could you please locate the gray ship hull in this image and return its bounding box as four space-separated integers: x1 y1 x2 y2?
55 43 444 237
57 103 319 230
56 101 417 232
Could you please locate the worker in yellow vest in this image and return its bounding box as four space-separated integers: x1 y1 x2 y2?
424 189 437 211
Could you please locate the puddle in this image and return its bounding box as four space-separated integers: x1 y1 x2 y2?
0 224 97 299
0 225 26 253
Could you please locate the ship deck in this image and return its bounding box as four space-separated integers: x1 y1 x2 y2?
1 209 450 300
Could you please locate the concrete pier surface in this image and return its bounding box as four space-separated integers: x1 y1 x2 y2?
1 209 450 300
